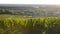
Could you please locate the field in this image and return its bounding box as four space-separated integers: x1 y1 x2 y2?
0 15 60 34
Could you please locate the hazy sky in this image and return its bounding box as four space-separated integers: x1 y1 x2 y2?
0 0 60 5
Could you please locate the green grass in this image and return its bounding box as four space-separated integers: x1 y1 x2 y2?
0 15 60 34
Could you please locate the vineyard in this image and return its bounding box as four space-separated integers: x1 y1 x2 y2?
0 15 60 34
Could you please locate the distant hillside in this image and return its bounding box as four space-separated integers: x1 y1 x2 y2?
0 4 60 17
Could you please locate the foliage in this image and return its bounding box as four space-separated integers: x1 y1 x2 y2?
0 15 60 34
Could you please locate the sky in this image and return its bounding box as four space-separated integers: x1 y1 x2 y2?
0 0 60 5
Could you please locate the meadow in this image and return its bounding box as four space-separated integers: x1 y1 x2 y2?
0 15 60 34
